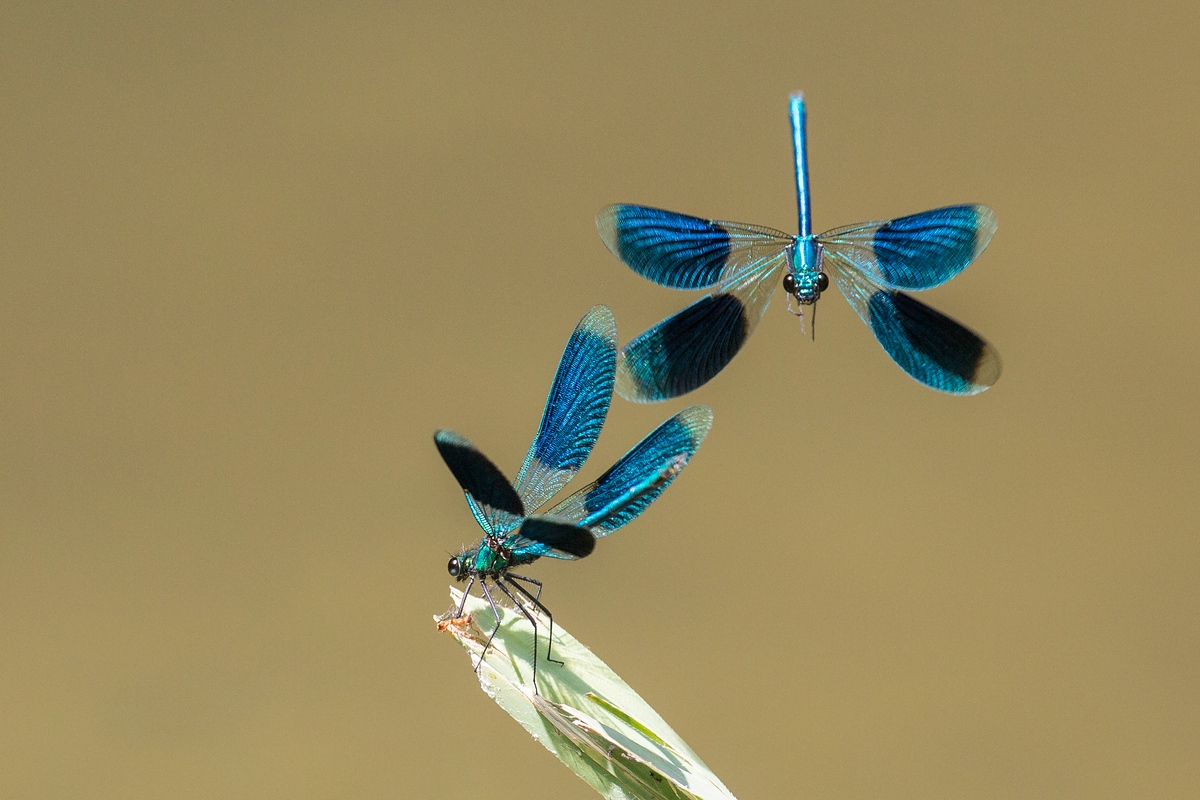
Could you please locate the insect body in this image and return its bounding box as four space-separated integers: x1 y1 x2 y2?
434 306 712 688
598 92 1002 400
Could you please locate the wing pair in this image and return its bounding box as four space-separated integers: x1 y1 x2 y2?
434 305 712 560
434 428 595 558
597 204 1002 400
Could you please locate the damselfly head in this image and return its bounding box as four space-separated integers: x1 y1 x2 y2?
448 548 479 581
783 270 827 305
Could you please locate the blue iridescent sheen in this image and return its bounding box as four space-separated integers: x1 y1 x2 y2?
529 328 613 469
866 290 997 395
544 405 712 537
511 306 617 520
597 205 730 289
870 205 993 289
791 92 812 237
617 293 749 402
434 307 714 683
596 92 1001 396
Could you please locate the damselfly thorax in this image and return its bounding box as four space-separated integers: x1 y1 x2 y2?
784 237 829 305
447 536 537 582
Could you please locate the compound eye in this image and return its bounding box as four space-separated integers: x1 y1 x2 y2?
782 273 797 295
816 272 830 292
447 557 460 577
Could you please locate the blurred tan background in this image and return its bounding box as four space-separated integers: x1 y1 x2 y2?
1 2 1197 798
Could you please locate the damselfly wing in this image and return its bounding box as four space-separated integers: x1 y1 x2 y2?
434 306 712 689
598 93 1001 400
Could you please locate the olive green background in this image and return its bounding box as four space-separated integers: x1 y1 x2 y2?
2 2 1196 798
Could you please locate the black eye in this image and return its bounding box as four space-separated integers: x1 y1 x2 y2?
447 557 460 577
816 272 829 292
782 273 797 294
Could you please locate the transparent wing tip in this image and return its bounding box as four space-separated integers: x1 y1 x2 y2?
578 304 618 347
675 404 714 446
972 205 999 255
964 342 1003 394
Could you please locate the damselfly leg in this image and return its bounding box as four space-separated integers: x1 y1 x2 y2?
492 578 546 693
506 574 563 667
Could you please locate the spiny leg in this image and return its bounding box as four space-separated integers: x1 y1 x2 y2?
506 576 563 667
506 571 542 602
452 575 475 619
476 579 505 673
505 572 552 665
493 578 543 693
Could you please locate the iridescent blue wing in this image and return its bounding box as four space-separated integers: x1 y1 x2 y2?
507 452 692 562
433 429 525 518
511 517 595 559
505 306 618 526
464 494 497 537
597 204 793 290
504 456 689 561
828 262 1001 394
816 205 997 290
616 252 787 402
542 405 713 537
